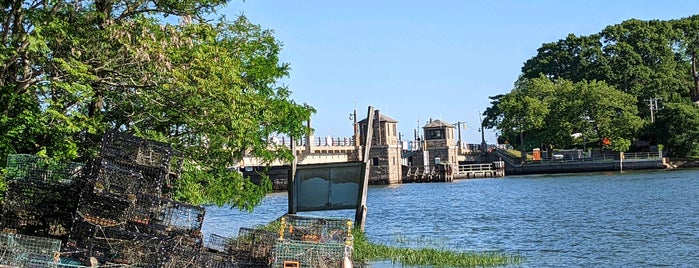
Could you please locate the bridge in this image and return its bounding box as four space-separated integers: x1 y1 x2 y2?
241 136 358 167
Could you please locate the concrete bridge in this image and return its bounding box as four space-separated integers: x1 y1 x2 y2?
241 136 359 167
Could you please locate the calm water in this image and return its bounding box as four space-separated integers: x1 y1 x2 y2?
202 169 699 267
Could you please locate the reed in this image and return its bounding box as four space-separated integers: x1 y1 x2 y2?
352 230 523 267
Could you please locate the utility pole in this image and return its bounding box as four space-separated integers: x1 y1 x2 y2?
481 125 486 155
648 97 662 123
457 121 463 154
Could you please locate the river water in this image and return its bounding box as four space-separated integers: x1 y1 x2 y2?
202 169 699 267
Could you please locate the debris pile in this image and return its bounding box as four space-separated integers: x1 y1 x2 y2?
1 131 354 267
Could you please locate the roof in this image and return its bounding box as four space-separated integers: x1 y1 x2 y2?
423 119 454 129
358 113 398 123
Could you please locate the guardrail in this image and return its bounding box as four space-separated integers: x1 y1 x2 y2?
496 148 661 166
623 152 660 160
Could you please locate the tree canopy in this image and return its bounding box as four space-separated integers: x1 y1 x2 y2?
1 0 314 209
486 15 699 157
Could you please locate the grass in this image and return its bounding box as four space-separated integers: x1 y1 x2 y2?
352 230 524 267
505 148 532 160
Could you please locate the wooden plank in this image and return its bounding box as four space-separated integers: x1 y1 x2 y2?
355 106 374 232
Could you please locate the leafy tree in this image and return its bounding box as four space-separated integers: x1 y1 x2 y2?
1 0 314 209
521 34 608 83
493 16 699 156
574 80 643 152
484 77 642 153
486 77 554 154
655 102 699 157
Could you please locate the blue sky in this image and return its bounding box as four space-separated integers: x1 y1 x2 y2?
221 1 699 144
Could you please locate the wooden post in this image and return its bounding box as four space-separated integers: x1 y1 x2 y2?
355 106 374 232
288 136 297 214
619 151 624 172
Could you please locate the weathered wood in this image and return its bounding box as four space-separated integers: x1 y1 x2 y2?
355 106 374 232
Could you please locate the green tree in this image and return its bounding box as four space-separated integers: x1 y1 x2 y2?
486 77 553 154
1 0 314 209
484 77 642 153
574 80 643 152
501 16 699 156
521 34 608 83
655 102 699 157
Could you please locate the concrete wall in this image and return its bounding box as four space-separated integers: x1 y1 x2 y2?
505 159 666 175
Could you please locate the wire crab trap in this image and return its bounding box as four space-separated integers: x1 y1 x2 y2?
277 214 353 244
231 228 278 267
5 154 84 184
98 131 184 198
207 234 235 253
161 246 237 268
1 155 84 240
99 131 184 174
83 159 145 198
75 191 133 228
1 179 81 239
66 218 173 267
0 232 62 267
148 199 205 236
272 240 352 268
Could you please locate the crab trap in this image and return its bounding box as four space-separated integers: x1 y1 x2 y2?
278 214 353 244
231 227 278 267
0 232 62 267
272 240 352 268
5 154 84 184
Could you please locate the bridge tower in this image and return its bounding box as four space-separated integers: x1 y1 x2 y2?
358 110 402 184
421 119 458 168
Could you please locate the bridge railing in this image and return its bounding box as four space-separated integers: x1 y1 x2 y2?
268 136 355 148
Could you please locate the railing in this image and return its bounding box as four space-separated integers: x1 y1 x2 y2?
457 163 494 173
268 136 355 147
496 147 662 167
623 152 660 160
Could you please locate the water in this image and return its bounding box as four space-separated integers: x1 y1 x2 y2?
202 169 699 267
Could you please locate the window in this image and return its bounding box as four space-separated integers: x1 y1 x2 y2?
426 129 445 140
372 157 379 166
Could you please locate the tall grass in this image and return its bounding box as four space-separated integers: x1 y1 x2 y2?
352 230 524 267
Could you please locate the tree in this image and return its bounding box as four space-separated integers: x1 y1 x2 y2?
521 34 608 83
486 77 553 154
574 80 643 152
655 102 699 157
483 77 642 153
499 16 699 155
1 0 314 209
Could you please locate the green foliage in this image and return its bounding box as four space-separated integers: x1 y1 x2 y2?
487 15 699 155
0 168 5 204
485 76 641 152
655 102 699 157
352 230 523 267
0 0 314 208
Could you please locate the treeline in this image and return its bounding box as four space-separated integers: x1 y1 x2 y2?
483 15 699 157
0 0 314 208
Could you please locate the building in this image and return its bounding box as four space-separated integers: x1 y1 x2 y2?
422 119 458 166
358 110 402 184
407 119 458 174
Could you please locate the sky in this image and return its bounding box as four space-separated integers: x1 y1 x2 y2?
219 0 699 144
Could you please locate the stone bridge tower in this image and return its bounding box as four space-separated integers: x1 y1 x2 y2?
358 110 402 184
422 119 458 168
